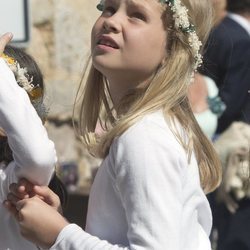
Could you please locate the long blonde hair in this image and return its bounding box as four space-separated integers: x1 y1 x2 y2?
75 0 221 194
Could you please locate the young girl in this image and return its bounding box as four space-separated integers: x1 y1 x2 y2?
0 45 60 250
5 0 221 249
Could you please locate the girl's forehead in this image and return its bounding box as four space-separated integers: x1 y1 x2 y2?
102 0 164 13
104 0 160 6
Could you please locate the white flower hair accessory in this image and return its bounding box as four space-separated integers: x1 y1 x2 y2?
1 53 48 120
2 53 43 100
161 0 203 70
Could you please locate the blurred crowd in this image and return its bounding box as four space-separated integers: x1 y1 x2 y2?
188 0 250 249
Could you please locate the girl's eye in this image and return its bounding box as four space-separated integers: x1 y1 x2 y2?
130 12 146 21
102 6 116 16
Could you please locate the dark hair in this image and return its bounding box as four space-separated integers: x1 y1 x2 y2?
227 0 250 14
0 45 67 209
4 45 44 92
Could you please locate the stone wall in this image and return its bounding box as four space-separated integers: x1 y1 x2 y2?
25 0 101 192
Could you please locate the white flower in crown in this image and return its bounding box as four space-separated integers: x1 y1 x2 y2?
161 0 203 71
2 53 34 93
15 63 34 93
188 32 203 69
1 53 44 104
170 0 190 29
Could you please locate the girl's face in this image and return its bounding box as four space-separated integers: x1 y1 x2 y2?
91 0 167 84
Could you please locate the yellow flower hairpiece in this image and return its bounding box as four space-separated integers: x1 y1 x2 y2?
2 53 15 65
1 53 43 101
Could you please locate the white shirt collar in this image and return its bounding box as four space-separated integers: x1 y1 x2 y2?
228 12 250 36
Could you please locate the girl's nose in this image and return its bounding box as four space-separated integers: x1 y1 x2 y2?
103 16 122 33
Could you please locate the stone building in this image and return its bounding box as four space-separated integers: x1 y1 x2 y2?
26 0 101 193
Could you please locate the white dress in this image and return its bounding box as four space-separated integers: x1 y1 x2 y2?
51 111 212 250
0 58 57 250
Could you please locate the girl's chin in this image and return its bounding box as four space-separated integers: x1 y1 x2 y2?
92 60 119 76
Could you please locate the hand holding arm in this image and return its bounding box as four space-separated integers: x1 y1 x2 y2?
4 178 67 248
4 178 63 214
16 196 69 249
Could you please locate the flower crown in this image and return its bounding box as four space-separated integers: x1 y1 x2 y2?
1 53 48 120
1 53 43 100
161 0 202 70
96 0 202 71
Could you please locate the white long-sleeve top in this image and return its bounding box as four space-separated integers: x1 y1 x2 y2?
0 58 57 250
51 111 212 250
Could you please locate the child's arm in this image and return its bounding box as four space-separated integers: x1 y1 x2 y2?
0 58 56 199
9 195 120 250
15 196 68 249
7 123 189 250
4 179 68 248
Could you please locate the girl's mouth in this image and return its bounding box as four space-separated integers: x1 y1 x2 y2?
97 36 119 49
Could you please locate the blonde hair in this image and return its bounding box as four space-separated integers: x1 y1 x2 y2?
75 0 221 193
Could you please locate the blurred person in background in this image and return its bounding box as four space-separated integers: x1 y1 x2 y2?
201 0 250 134
212 0 227 25
200 0 250 249
188 73 225 140
188 0 227 140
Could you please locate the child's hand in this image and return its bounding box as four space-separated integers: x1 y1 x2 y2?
10 178 35 199
32 184 63 213
16 196 68 248
4 178 63 214
0 33 13 55
3 178 34 218
5 178 37 207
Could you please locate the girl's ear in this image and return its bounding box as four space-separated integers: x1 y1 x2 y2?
158 55 167 71
161 57 167 67
160 46 169 66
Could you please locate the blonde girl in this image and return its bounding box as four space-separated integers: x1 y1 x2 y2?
5 0 221 249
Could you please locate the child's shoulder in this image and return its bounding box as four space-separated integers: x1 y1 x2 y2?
114 110 185 154
108 111 191 177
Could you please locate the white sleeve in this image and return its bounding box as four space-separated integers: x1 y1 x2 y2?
113 124 184 249
0 58 57 200
50 224 129 250
50 122 185 249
